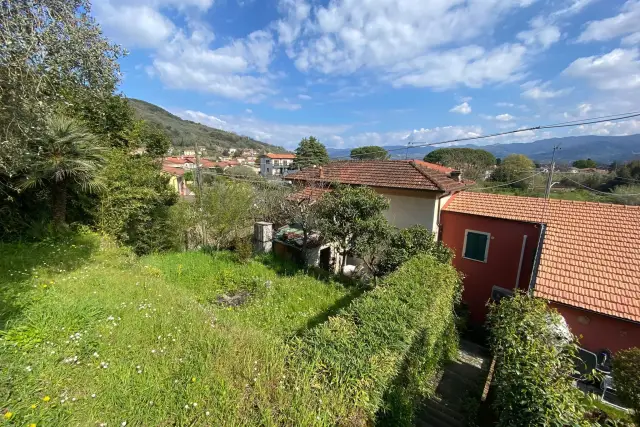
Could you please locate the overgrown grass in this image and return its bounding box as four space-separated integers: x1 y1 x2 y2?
0 233 354 426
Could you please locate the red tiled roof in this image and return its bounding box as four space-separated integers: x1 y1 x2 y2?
286 160 468 192
161 165 185 176
288 186 333 202
443 192 640 323
164 156 191 165
265 153 296 159
412 160 456 174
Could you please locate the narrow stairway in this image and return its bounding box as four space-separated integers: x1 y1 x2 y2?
416 340 491 427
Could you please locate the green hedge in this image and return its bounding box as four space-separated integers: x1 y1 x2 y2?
488 293 587 427
288 254 461 426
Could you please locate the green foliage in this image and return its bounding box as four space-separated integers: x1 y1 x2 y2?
425 148 496 181
572 158 598 169
292 254 461 425
488 293 588 426
182 170 194 182
293 136 329 169
378 225 453 276
20 116 107 228
491 154 536 188
616 160 640 182
0 234 353 425
353 216 394 280
129 99 285 154
316 185 390 268
350 146 389 160
612 348 640 424
139 122 171 157
225 165 257 177
0 0 123 175
96 150 178 255
233 236 254 262
610 184 640 205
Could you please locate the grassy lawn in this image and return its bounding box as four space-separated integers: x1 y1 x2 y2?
0 234 356 426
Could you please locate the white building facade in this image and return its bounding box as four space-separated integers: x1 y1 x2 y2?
260 153 296 177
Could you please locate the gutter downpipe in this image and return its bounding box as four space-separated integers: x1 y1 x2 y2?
527 224 546 296
514 235 528 289
436 192 450 241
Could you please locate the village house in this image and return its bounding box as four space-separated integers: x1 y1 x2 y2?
440 192 640 354
260 153 296 177
286 160 469 234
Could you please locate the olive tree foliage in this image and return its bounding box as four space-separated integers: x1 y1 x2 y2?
425 148 496 181
490 154 536 188
0 0 124 175
488 293 589 427
316 185 390 269
612 348 640 424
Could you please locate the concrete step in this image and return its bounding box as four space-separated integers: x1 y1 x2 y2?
417 409 465 427
424 397 465 421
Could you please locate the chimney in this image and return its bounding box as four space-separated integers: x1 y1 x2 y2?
319 166 324 178
450 170 462 182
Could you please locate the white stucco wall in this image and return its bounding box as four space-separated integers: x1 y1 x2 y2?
381 192 438 231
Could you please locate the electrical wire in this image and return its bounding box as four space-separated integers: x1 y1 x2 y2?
562 177 640 196
467 172 546 190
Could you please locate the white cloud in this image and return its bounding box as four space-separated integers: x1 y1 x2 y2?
450 102 472 115
94 3 176 48
297 94 312 100
552 0 599 17
245 109 253 114
282 0 538 79
496 102 515 107
390 44 528 90
496 113 515 121
570 119 640 136
521 80 572 99
516 16 561 49
622 32 640 45
563 48 640 91
176 109 350 148
151 29 276 100
273 99 302 110
577 0 640 43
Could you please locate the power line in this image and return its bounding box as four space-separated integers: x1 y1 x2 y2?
468 172 546 191
562 177 640 196
280 110 640 163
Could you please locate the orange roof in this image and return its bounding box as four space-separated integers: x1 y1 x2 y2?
412 159 456 174
443 192 640 323
161 165 185 176
286 160 468 192
265 153 296 159
288 186 333 202
164 156 191 165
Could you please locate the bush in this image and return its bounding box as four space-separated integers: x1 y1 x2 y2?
612 348 640 424
488 293 587 426
290 254 461 425
378 225 453 276
233 236 254 262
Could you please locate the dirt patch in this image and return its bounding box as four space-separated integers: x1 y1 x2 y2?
215 290 251 307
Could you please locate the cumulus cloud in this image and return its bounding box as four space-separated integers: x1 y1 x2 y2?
563 48 640 91
280 0 537 82
521 80 572 99
151 29 276 100
390 44 528 90
577 0 640 43
552 0 599 17
450 102 472 115
496 113 515 121
297 94 312 100
517 16 561 49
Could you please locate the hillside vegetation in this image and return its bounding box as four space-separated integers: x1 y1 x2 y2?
129 99 287 155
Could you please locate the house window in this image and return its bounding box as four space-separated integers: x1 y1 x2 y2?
265 159 271 164
463 230 490 262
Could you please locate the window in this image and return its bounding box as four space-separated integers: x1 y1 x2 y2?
265 159 271 164
463 230 490 262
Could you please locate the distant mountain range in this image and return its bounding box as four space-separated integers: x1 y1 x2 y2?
129 99 287 155
327 134 640 164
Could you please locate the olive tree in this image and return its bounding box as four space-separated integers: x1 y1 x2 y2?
0 0 123 175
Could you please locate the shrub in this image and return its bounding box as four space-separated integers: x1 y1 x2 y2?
378 225 453 276
233 236 254 262
612 348 640 424
488 293 587 426
290 254 461 425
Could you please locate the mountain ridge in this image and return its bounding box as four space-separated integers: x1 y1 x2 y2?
128 99 288 155
327 134 640 164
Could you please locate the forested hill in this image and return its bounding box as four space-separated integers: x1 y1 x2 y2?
129 99 287 154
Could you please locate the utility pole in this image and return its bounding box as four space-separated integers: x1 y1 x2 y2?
194 139 206 247
544 144 561 199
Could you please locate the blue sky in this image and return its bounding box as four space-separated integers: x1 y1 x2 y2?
93 0 640 150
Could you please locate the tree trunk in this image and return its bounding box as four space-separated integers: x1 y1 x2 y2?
51 180 67 229
301 228 309 267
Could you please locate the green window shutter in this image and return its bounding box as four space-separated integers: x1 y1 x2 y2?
464 232 489 261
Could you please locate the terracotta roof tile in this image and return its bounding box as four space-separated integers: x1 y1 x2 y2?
265 153 296 159
443 192 640 323
161 165 185 176
286 160 468 192
288 186 333 202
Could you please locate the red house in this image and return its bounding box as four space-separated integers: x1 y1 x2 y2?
440 192 640 354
